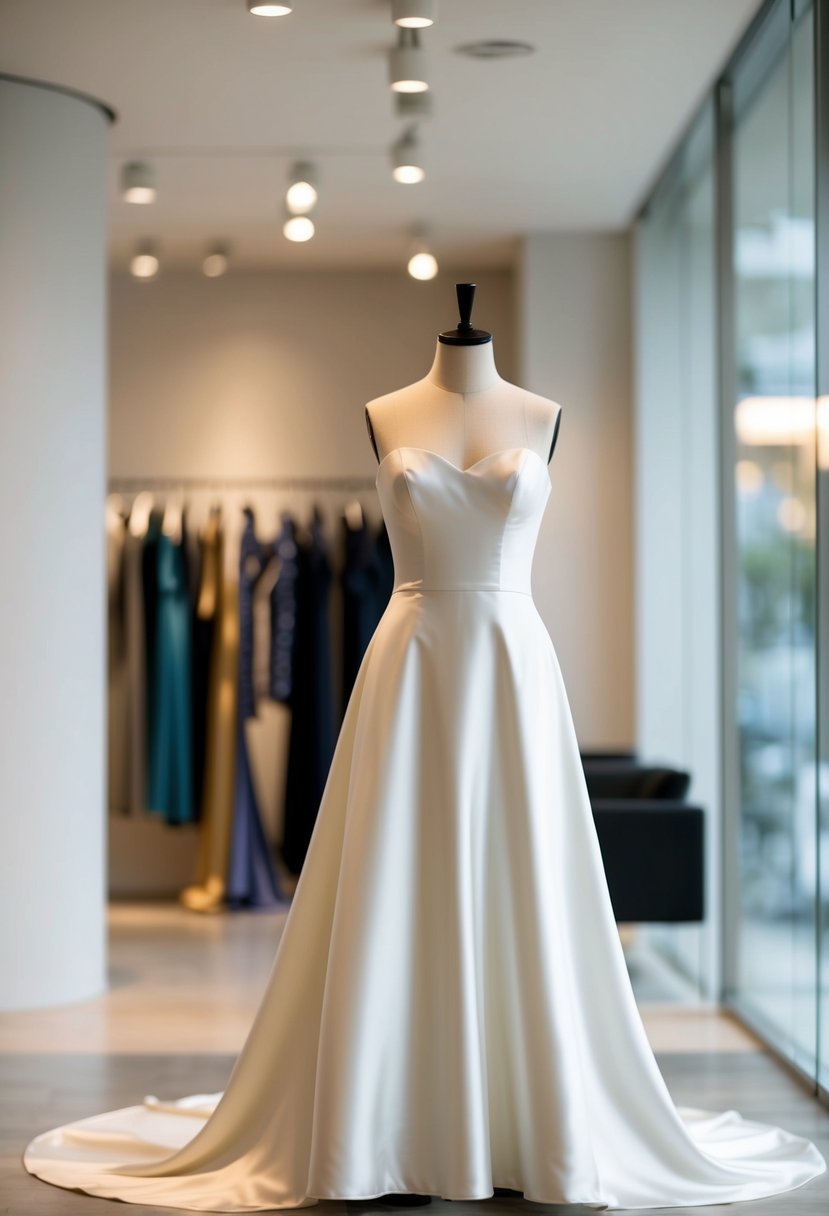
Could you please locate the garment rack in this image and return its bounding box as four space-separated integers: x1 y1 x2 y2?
108 474 379 493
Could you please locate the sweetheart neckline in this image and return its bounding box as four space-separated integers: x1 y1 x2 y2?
375 445 548 482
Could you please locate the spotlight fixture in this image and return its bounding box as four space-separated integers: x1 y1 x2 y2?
247 1 293 14
392 127 425 184
286 161 318 214
283 214 315 242
392 0 436 28
407 227 438 280
395 90 433 120
130 239 159 279
121 161 156 204
389 27 429 93
203 242 231 277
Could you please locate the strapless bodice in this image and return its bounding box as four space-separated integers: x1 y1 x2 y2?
375 446 551 595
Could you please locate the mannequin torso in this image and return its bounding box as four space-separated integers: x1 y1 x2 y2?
364 340 561 470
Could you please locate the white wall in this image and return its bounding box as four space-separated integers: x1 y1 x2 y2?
0 79 108 1009
516 233 635 748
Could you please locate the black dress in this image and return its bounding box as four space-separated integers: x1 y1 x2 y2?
280 505 335 876
340 508 381 719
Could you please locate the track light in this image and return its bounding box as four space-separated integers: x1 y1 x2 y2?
247 1 293 14
389 28 429 93
121 161 156 204
130 239 159 279
407 228 438 280
392 127 425 184
286 162 318 215
203 242 231 277
392 0 436 28
283 214 315 242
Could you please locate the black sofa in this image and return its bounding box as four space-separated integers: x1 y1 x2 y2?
581 757 705 924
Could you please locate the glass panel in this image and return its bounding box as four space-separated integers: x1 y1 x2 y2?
633 106 717 997
730 9 818 1075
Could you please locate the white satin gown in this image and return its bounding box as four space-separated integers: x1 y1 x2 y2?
24 445 826 1211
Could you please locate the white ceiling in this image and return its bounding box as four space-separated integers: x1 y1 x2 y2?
1 0 761 270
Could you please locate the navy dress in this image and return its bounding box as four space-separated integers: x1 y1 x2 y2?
268 511 300 705
281 506 335 876
226 508 286 909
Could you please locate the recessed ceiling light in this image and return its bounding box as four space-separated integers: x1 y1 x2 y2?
455 40 535 59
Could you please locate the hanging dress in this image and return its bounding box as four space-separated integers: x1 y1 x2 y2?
339 505 380 719
280 505 335 876
147 525 194 826
226 508 286 910
181 512 239 913
268 512 300 706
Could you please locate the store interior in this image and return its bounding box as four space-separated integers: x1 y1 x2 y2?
2 0 829 1211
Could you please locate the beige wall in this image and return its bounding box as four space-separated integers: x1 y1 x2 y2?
517 232 634 749
108 268 517 481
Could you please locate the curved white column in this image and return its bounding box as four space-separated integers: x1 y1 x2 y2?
0 76 111 1010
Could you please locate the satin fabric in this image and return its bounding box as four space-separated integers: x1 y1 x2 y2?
23 446 826 1210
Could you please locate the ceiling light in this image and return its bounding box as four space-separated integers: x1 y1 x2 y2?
283 215 315 242
392 0 435 28
286 161 318 214
121 161 156 204
408 250 438 280
392 128 425 184
130 240 159 279
203 242 231 277
407 226 438 280
395 90 433 119
247 1 293 14
389 28 429 93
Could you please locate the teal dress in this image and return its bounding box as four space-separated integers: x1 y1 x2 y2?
147 530 194 824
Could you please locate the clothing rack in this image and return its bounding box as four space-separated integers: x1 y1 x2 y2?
107 473 379 492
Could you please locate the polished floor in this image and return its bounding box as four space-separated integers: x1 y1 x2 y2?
2 904 828 1214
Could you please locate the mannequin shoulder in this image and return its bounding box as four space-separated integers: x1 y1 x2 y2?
364 380 430 425
364 380 437 461
504 386 563 461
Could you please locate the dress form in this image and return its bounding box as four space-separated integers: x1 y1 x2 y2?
365 284 561 469
362 286 560 1208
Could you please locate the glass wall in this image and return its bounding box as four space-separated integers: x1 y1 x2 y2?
727 2 819 1078
634 108 719 997
635 0 828 1100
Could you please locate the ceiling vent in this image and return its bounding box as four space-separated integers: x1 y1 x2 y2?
454 40 535 60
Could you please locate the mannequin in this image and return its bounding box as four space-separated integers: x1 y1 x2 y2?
363 284 561 1208
365 283 561 472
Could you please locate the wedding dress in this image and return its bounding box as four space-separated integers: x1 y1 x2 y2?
24 444 826 1211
